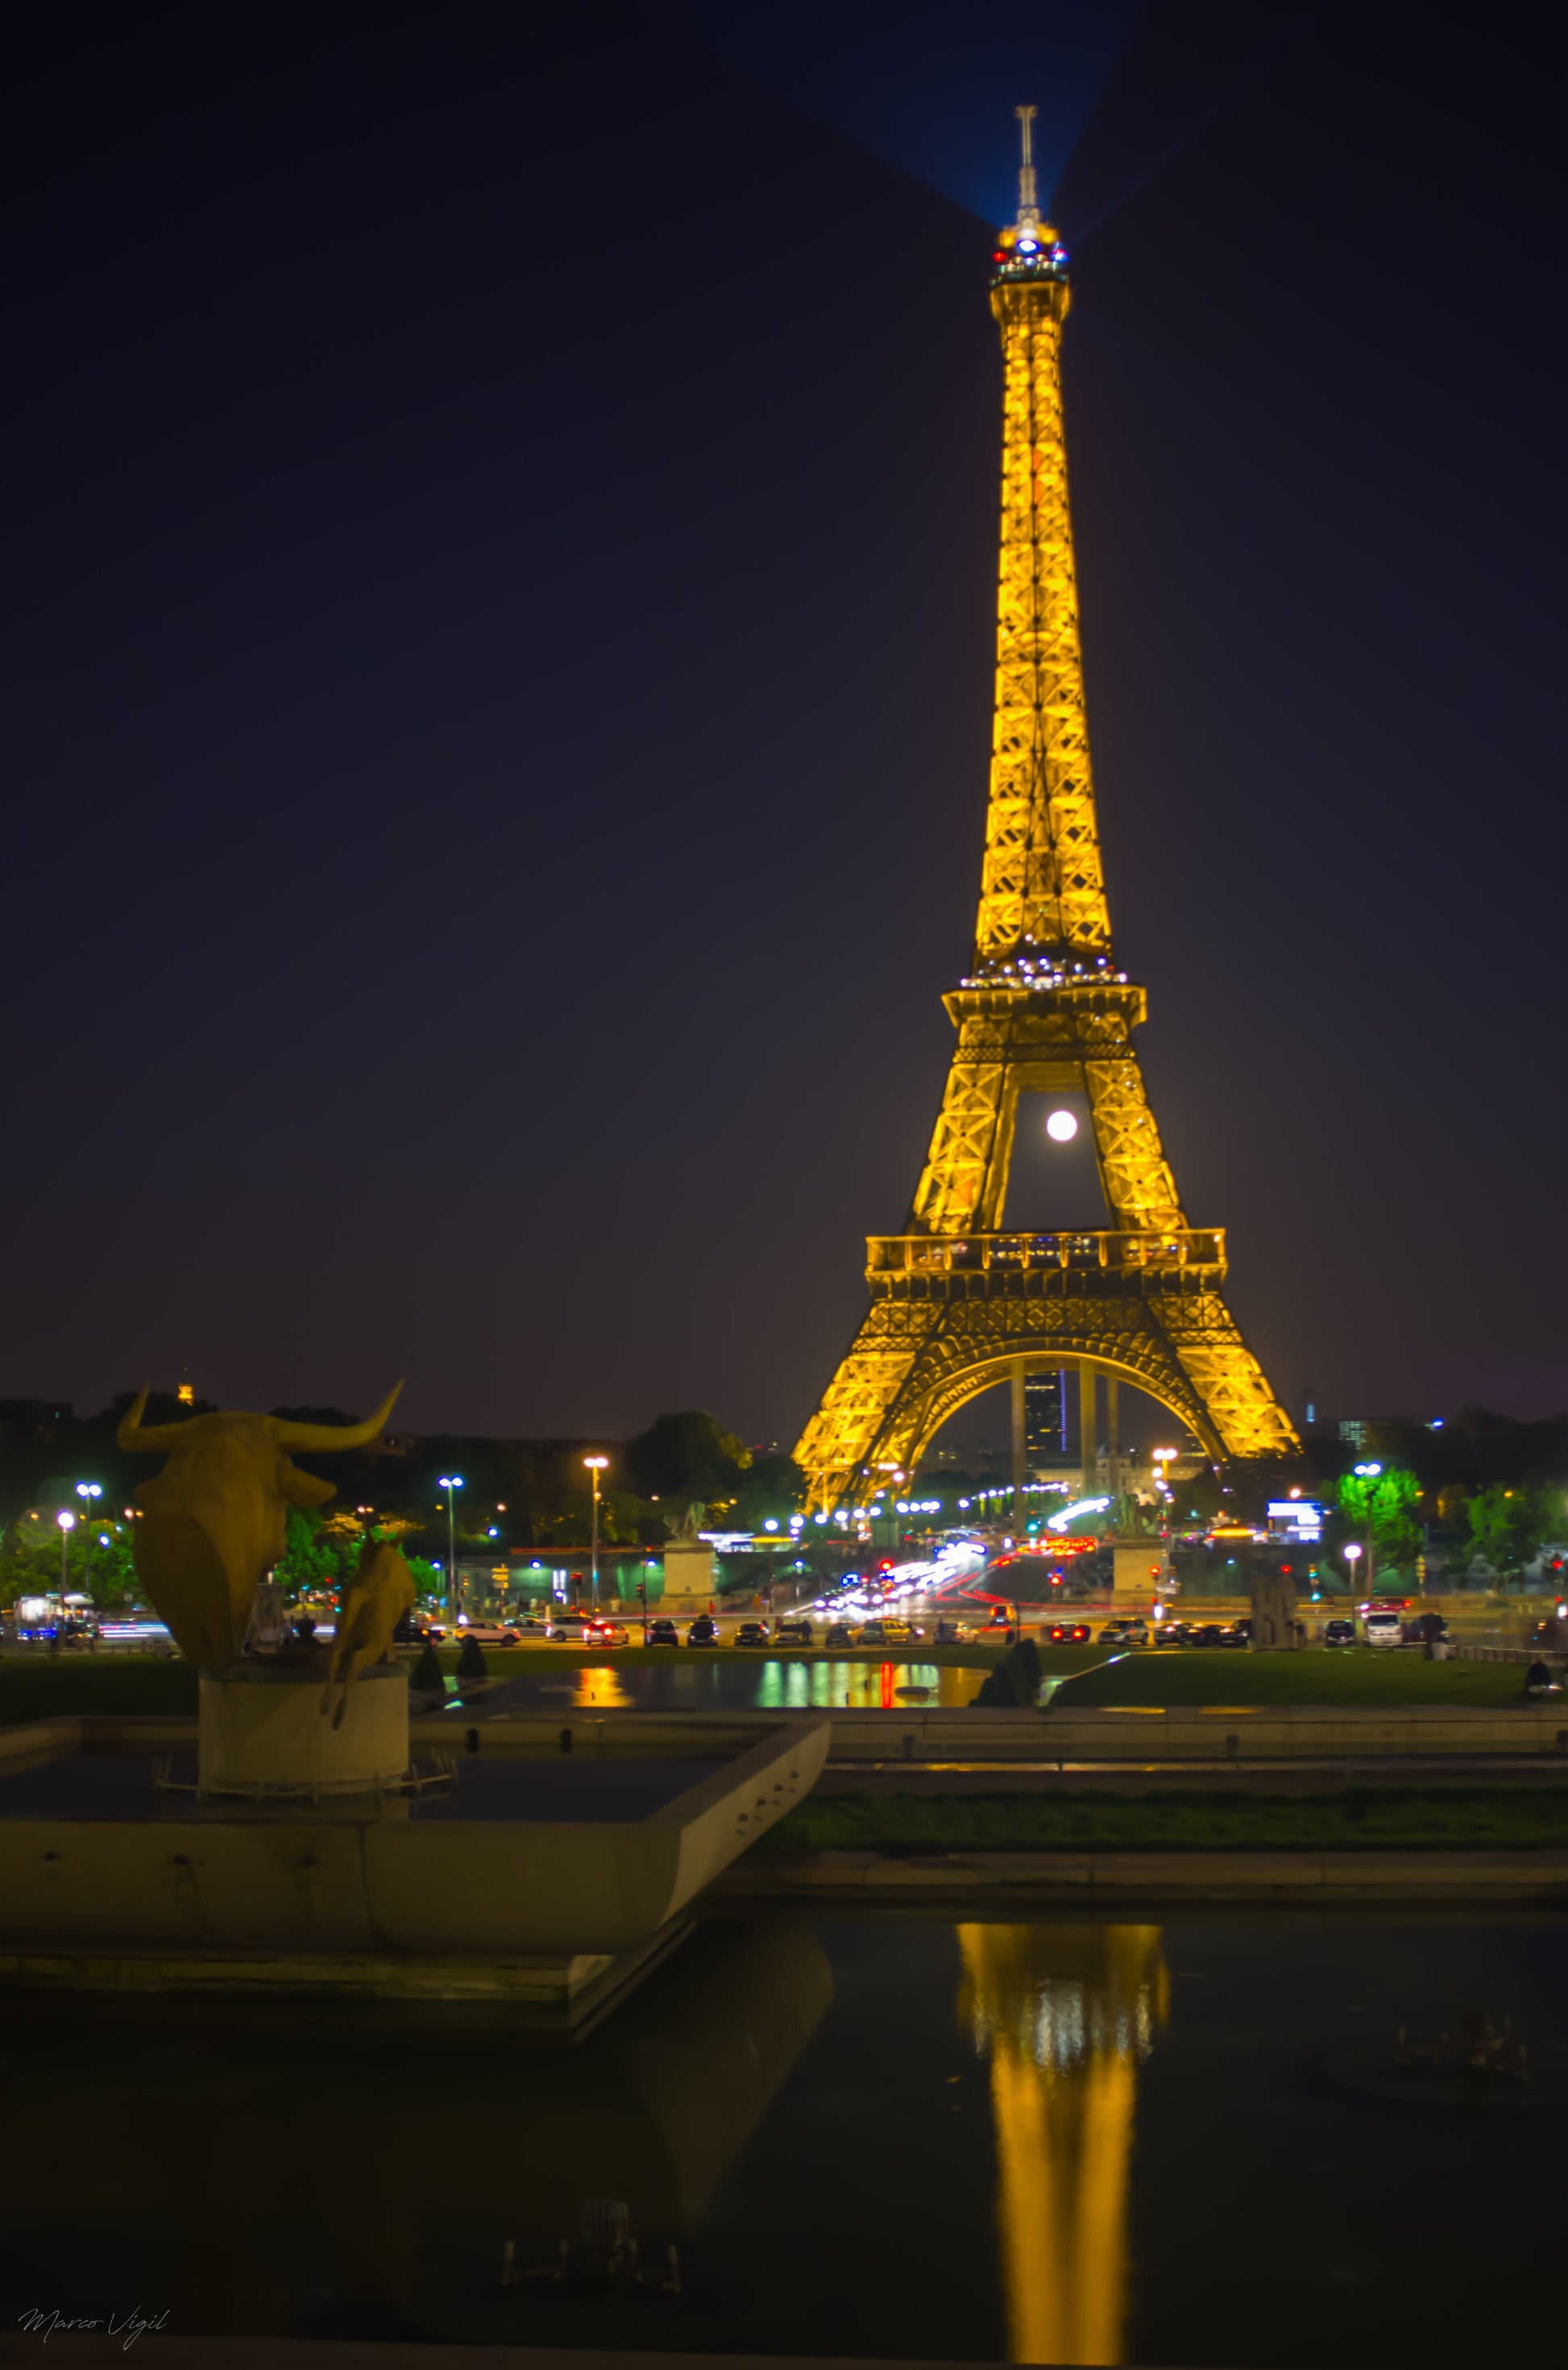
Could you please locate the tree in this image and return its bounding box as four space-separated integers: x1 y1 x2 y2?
1335 1468 1421 1569
1464 1483 1566 1576
273 1505 348 1599
0 1509 140 1609
624 1412 751 1510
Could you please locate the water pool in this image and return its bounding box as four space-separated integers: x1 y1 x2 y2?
466 1658 990 1715
1 1908 1562 2362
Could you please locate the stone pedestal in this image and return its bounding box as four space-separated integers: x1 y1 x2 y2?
198 1660 409 1795
662 1541 715 1600
1112 1541 1164 1597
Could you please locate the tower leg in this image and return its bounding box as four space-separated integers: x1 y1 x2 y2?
1010 1359 1027 1513
1080 1364 1097 1500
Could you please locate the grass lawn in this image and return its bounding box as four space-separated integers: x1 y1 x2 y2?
757 1784 1568 1856
0 1656 199 1726
1048 1648 1539 1710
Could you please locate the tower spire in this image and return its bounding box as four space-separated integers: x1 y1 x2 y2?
1014 102 1039 231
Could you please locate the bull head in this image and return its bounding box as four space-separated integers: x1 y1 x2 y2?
117 1384 403 1670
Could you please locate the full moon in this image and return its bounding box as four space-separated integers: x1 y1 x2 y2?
1045 1108 1078 1143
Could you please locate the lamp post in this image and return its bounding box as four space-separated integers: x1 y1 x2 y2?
1352 1462 1382 1596
1342 1540 1363 1609
56 1509 76 1594
583 1457 608 1610
438 1475 463 1620
73 1483 102 1605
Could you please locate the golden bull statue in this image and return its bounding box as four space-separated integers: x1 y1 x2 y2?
116 1385 403 1669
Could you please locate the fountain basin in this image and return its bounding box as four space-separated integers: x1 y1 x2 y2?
0 1714 829 2013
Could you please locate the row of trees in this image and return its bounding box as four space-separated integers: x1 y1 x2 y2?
1329 1467 1567 1582
0 1403 804 1612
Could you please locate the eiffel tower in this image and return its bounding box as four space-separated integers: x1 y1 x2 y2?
794 110 1297 1512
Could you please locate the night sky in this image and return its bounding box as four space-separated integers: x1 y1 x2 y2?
4 0 1566 1444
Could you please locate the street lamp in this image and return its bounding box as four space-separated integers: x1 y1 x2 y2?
583 1457 609 1609
1342 1540 1363 1605
56 1509 77 1594
438 1475 464 1619
1351 1463 1382 1593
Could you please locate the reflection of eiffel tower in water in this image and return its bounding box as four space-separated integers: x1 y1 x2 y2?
958 1922 1168 2367
795 109 1296 1509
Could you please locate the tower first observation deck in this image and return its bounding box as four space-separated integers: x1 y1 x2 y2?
794 112 1297 1512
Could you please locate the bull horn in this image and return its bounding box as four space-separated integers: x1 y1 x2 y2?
116 1385 211 1454
272 1382 404 1454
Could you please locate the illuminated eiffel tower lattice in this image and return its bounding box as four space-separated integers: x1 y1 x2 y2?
794 110 1297 1511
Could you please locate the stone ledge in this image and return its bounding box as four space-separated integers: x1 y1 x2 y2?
712 1846 1568 1901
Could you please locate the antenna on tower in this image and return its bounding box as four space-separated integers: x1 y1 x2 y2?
1014 103 1039 230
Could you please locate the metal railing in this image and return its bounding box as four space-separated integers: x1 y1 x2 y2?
1454 1642 1568 1667
867 1227 1226 1277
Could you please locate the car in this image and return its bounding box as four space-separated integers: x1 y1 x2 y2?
1323 1617 1357 1647
1098 1621 1150 1647
1152 1621 1193 1648
734 1621 770 1647
1047 1621 1092 1644
454 1623 522 1647
1363 1610 1404 1648
1188 1623 1230 1650
824 1621 857 1648
933 1619 973 1643
862 1617 918 1645
687 1616 719 1647
774 1617 814 1646
646 1617 680 1646
580 1619 629 1646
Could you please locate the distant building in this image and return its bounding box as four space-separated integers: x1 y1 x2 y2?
0 1399 72 1438
1025 1370 1067 1463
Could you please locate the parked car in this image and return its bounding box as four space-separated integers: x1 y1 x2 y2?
1098 1620 1149 1647
1363 1610 1404 1648
1323 1617 1357 1647
454 1623 522 1647
1047 1622 1092 1644
863 1617 918 1645
824 1621 857 1648
1188 1623 1230 1650
687 1616 719 1647
580 1619 629 1647
1152 1621 1193 1648
933 1619 973 1643
774 1617 814 1646
647 1617 680 1646
734 1621 770 1647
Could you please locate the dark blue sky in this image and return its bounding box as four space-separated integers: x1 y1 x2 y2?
678 1 1139 223
2 0 1566 1442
